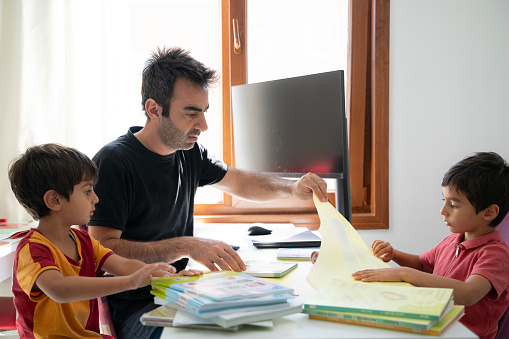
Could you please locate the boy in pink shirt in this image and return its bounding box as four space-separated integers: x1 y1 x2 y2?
353 152 509 339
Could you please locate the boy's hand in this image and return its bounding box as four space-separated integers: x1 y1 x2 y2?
372 240 394 262
352 267 404 282
176 268 203 277
153 268 203 279
151 264 178 278
128 263 176 289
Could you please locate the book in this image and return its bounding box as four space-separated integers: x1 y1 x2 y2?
152 286 294 313
0 226 30 240
154 295 294 319
155 272 294 301
140 305 243 332
303 280 454 321
304 308 439 331
250 229 321 248
206 299 303 328
304 298 454 331
307 305 465 336
243 261 298 278
276 248 317 261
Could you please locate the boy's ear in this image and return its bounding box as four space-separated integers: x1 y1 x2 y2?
43 190 62 211
482 204 499 222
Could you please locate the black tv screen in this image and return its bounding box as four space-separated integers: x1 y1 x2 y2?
231 70 346 178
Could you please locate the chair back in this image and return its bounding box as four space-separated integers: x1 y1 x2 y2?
0 296 16 331
495 213 509 339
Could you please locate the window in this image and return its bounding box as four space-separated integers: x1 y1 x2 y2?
194 0 390 230
1 0 388 228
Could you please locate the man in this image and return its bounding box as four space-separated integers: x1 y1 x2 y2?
88 46 328 338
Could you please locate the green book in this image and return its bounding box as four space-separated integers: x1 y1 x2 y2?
151 270 242 290
304 307 439 330
307 305 465 336
303 280 454 321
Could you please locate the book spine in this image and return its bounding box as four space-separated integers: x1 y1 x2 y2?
308 315 442 336
304 305 439 321
304 309 432 330
163 300 204 318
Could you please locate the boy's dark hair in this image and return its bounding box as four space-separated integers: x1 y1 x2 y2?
442 152 509 226
141 46 219 118
8 143 98 220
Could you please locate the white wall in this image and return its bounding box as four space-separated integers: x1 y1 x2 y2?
358 0 509 256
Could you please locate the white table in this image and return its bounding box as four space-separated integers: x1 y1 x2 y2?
160 223 478 339
0 239 20 283
0 238 21 339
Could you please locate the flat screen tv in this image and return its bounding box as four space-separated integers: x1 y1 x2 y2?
231 70 351 221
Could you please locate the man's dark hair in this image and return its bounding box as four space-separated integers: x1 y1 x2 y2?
8 143 98 220
442 152 509 226
141 46 219 117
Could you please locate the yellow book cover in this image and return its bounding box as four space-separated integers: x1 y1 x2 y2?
304 279 454 321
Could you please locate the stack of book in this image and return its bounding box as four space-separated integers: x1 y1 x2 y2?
303 280 465 336
150 271 302 329
140 304 244 332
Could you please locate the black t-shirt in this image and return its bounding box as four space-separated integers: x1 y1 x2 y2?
88 126 228 324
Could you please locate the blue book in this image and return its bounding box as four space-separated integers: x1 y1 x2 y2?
156 272 294 301
153 287 294 313
154 295 294 319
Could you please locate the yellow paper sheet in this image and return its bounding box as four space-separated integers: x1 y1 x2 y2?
307 194 409 290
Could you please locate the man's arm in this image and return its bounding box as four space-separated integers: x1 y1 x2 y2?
211 167 328 202
88 226 246 272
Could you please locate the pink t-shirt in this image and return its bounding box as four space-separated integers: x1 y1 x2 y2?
420 230 509 339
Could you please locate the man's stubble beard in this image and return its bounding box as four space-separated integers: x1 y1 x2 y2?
158 115 197 151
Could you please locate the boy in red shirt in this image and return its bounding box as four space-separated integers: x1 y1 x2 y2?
353 152 509 339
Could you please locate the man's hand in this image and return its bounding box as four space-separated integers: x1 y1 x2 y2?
185 237 246 272
292 172 328 202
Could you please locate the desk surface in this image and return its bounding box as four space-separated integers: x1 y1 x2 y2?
0 239 21 283
161 223 477 339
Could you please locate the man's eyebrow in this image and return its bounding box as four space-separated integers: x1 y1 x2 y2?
183 105 209 112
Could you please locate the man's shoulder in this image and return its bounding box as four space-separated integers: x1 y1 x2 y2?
93 134 133 162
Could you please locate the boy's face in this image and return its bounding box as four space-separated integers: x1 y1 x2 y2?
60 180 99 226
440 186 491 239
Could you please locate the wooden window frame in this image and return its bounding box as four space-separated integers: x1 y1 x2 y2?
194 0 390 230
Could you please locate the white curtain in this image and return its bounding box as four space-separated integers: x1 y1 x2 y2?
0 0 142 222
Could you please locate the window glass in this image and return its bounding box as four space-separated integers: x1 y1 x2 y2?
128 0 222 203
246 0 349 84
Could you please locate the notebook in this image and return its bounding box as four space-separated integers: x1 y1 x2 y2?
250 229 321 248
243 261 298 278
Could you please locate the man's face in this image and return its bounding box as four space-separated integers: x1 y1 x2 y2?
158 78 209 152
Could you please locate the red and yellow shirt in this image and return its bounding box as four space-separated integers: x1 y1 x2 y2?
12 228 114 338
